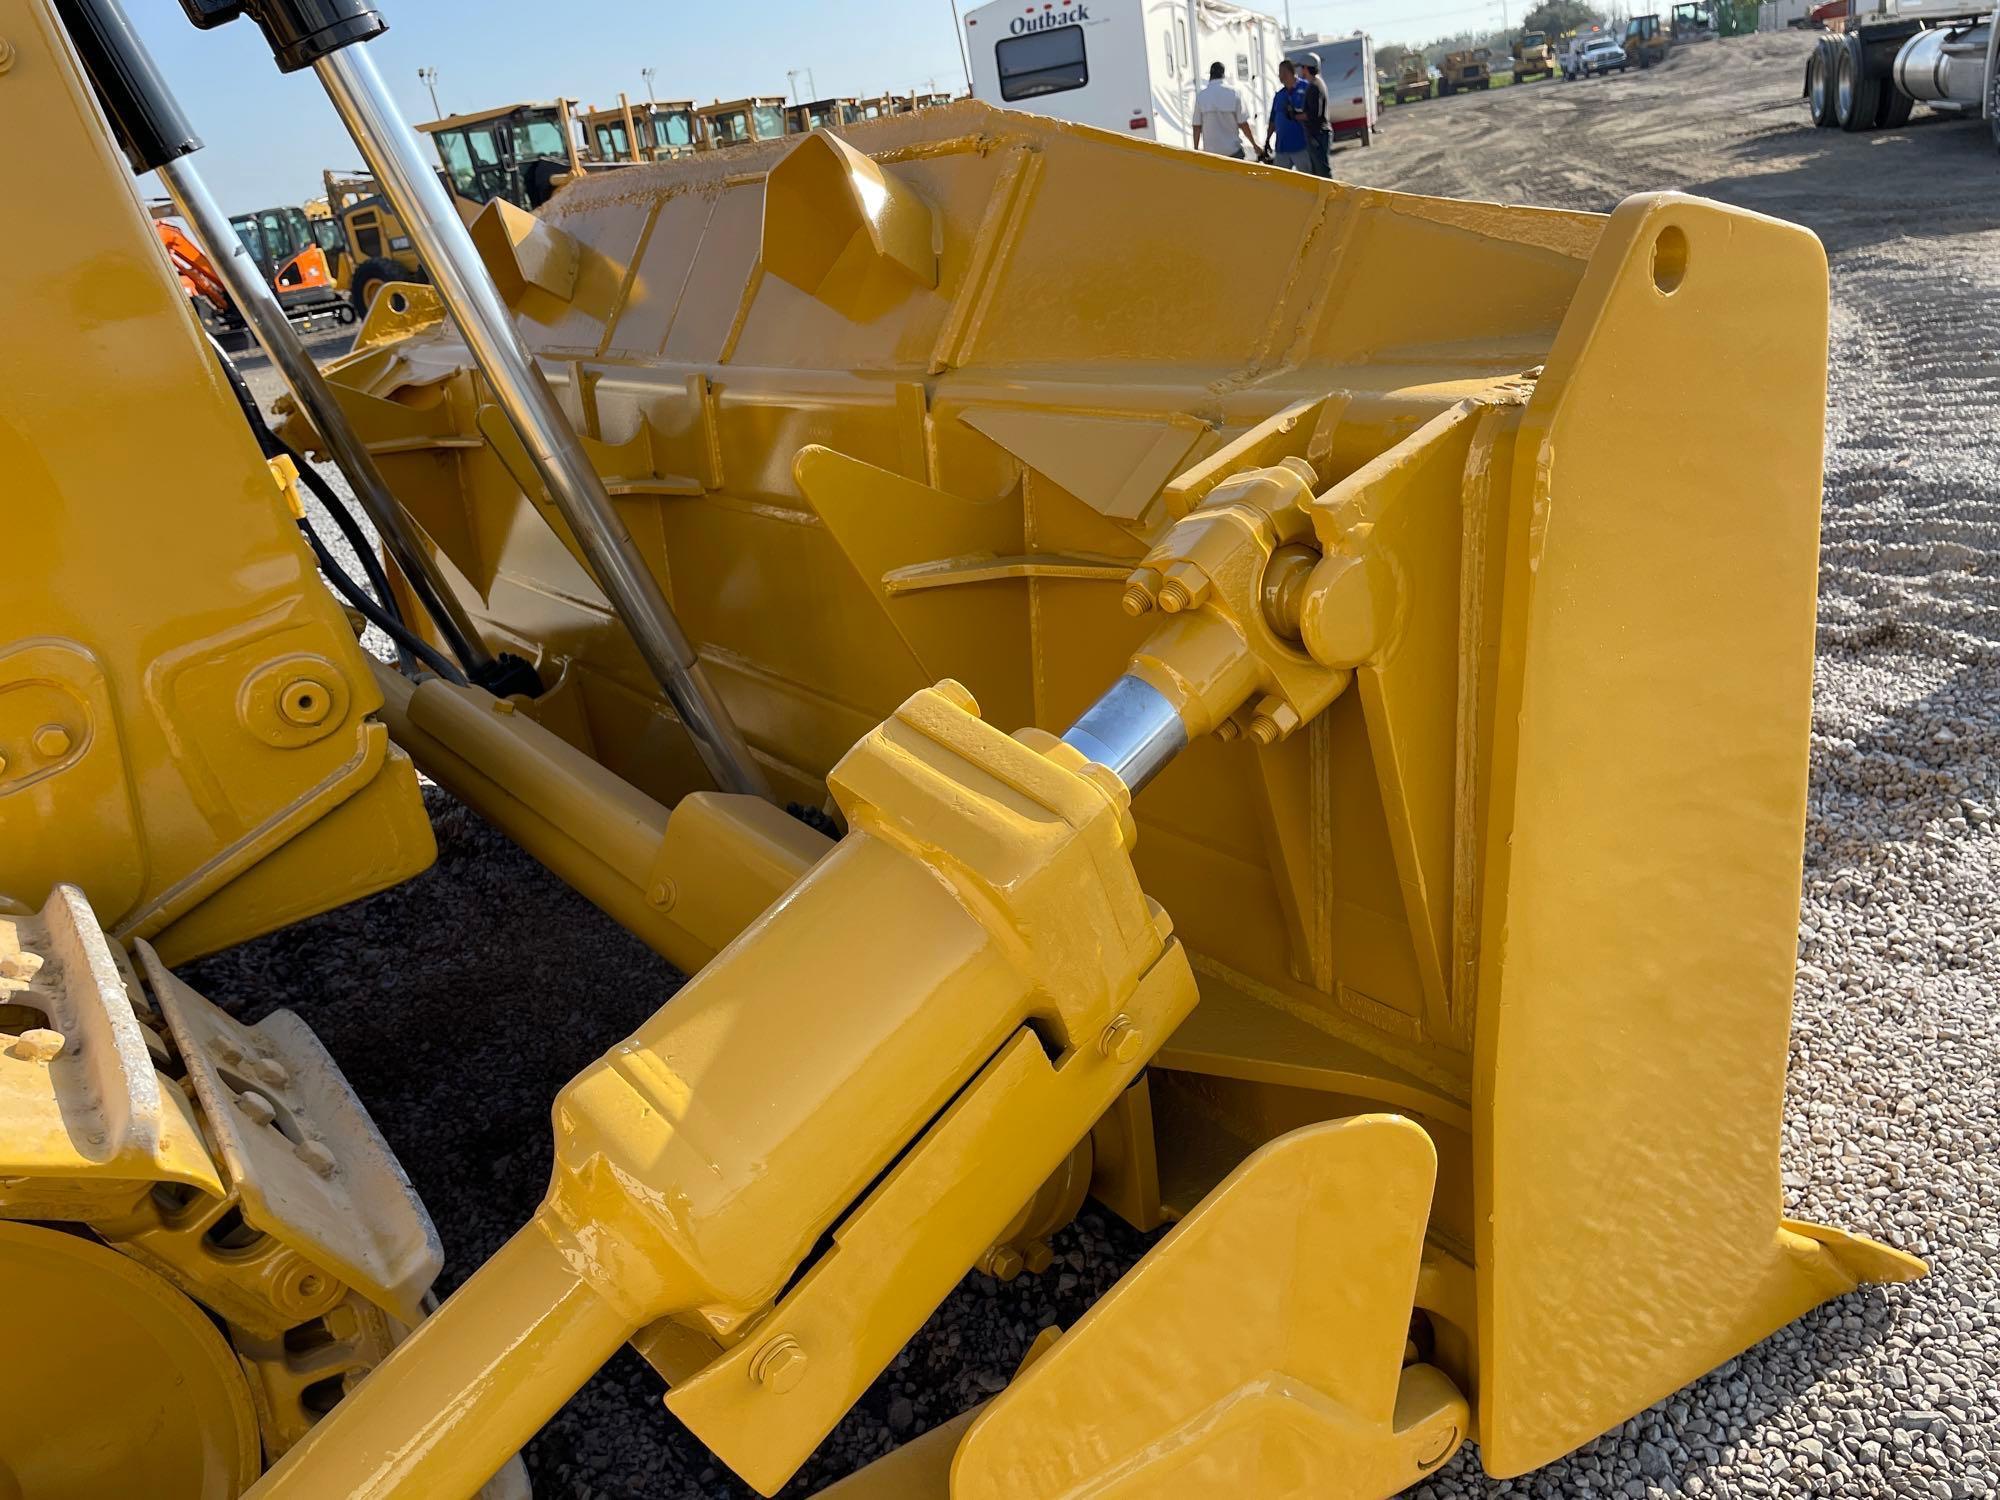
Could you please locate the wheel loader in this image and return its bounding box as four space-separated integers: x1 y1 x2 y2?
3 0 1926 1496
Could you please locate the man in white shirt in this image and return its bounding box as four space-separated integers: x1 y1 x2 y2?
1191 61 1258 159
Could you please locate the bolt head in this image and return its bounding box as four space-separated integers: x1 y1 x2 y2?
295 1139 339 1178
1021 1239 1055 1276
985 1244 1026 1281
253 1056 290 1088
750 1334 808 1392
278 679 333 728
1099 1015 1145 1064
31 725 71 760
235 1089 278 1127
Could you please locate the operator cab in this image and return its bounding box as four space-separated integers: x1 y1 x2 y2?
418 102 577 209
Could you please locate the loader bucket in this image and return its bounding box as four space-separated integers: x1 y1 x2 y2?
316 104 1920 1483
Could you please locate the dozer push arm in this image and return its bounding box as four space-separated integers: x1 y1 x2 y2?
252 457 1364 1500
250 680 1198 1500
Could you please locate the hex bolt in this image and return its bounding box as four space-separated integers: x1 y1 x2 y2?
1213 718 1241 744
1121 568 1161 616
253 1056 291 1088
31 725 71 760
0 753 9 776
278 679 333 728
749 1334 809 1393
982 1244 1026 1282
342 1364 375 1397
1248 714 1281 746
647 881 676 910
294 1139 339 1179
236 1088 278 1127
1156 561 1210 614
492 697 517 715
1021 1239 1055 1276
1098 1014 1145 1064
6 1028 65 1063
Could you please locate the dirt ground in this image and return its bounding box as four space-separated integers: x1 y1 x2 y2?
201 37 2000 1498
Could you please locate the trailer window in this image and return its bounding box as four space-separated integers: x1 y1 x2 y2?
996 26 1089 100
1174 14 1189 71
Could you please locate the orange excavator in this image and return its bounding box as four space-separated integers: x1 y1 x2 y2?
149 201 351 346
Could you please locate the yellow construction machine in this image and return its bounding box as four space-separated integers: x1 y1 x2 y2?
1437 46 1492 92
5 0 1924 1496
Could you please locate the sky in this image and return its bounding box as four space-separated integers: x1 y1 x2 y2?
126 0 1522 213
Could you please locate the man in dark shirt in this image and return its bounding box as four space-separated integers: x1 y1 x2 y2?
1301 53 1333 178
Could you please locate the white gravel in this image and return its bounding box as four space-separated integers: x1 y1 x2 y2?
203 40 1999 1497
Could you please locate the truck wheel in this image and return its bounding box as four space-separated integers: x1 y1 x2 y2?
1835 36 1879 130
348 257 407 318
1807 39 1838 127
1875 86 1913 128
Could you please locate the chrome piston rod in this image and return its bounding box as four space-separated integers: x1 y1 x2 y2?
157 157 498 680
309 44 771 801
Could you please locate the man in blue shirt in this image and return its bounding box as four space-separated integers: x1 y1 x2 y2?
1264 60 1312 172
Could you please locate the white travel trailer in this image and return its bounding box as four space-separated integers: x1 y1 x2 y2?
964 0 1286 149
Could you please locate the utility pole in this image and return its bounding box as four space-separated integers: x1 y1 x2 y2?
641 67 657 108
947 0 973 93
417 66 441 118
786 67 818 103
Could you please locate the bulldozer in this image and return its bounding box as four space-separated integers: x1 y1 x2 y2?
1625 12 1673 68
5 0 1926 1496
1436 47 1491 93
1511 29 1556 81
1392 53 1433 103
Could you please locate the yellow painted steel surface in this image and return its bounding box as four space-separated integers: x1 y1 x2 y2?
0 0 433 963
315 101 1922 1490
0 1219 261 1499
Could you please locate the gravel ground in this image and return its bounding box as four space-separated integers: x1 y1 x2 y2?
199 39 1999 1497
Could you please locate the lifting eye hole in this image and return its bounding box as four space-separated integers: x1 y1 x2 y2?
1652 225 1689 295
388 290 410 315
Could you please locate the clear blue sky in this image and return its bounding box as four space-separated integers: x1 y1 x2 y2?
127 0 1516 213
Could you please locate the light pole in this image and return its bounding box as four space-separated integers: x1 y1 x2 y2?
947 0 972 92
417 65 440 117
785 66 818 103
641 66 657 107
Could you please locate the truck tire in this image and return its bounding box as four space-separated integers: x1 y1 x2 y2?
1990 57 2000 151
349 257 408 317
1875 85 1913 128
1807 39 1838 127
1835 35 1879 131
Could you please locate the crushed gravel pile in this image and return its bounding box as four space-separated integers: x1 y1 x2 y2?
205 38 1998 1497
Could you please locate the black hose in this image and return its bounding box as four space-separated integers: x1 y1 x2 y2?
280 434 402 622
294 514 468 685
